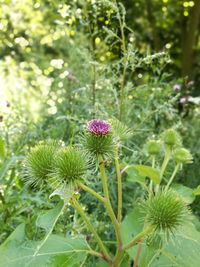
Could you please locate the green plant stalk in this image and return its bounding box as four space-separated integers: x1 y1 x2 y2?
123 225 154 251
115 147 122 222
160 147 171 179
114 0 128 121
33 202 65 257
133 240 143 267
77 181 105 203
166 163 180 190
149 156 155 196
98 156 123 265
156 147 171 191
70 197 111 262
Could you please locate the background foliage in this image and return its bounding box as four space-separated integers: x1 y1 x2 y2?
0 0 200 265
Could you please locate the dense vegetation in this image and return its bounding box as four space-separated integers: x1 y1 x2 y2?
0 1 200 266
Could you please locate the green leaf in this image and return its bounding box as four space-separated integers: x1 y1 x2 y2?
0 202 88 267
49 183 74 204
0 225 88 267
36 201 64 232
0 156 21 181
125 167 147 188
0 137 6 161
125 165 160 185
121 208 200 267
193 185 200 196
172 184 195 204
149 224 200 267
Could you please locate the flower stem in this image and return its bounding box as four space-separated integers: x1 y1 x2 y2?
123 225 154 251
98 156 123 265
115 148 122 223
149 156 155 196
166 163 180 190
70 197 111 261
156 147 171 192
77 181 105 203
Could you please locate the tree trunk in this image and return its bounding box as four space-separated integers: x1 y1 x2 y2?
182 0 200 77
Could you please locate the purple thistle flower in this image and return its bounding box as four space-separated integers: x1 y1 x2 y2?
180 96 188 104
173 84 181 92
87 119 111 136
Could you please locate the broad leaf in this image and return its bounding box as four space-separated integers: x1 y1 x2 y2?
0 201 88 267
172 184 195 204
121 208 200 267
0 225 88 267
124 165 160 185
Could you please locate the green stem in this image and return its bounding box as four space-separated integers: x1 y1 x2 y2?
149 156 155 196
156 147 171 192
33 202 65 257
166 164 180 190
160 147 171 180
98 156 123 265
77 181 105 203
115 148 122 223
123 225 154 251
70 197 111 262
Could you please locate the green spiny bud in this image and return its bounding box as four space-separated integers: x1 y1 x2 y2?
162 129 182 148
146 140 162 156
109 118 132 141
174 148 193 164
52 146 88 186
23 141 59 188
141 189 189 234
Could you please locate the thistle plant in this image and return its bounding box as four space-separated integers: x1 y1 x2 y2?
23 120 193 267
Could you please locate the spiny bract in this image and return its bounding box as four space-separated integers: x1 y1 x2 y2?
52 146 88 185
23 141 59 188
173 148 193 164
141 189 189 234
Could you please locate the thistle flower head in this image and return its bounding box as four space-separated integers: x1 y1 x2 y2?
82 119 115 158
52 146 88 186
87 119 111 136
162 129 182 148
174 148 193 164
146 140 162 156
141 189 189 235
23 141 59 188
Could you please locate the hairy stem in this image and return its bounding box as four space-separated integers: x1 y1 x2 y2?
71 197 111 262
78 181 105 203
